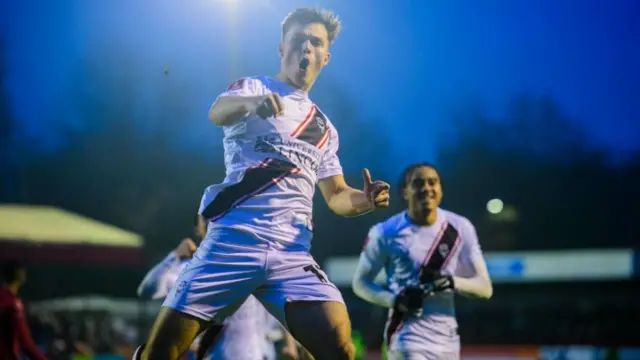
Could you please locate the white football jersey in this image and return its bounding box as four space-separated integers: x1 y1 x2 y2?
360 209 484 354
199 76 343 251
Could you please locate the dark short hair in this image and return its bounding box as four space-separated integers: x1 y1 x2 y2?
2 260 24 283
281 7 342 45
397 162 441 197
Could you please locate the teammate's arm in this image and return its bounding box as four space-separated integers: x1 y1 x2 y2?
137 239 195 299
318 170 390 217
452 220 493 299
452 258 492 299
137 251 179 299
352 226 395 308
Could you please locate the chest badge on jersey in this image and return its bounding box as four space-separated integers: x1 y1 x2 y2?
438 243 450 258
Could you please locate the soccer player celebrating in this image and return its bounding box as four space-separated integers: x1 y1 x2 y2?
137 7 390 360
137 215 300 360
352 163 493 360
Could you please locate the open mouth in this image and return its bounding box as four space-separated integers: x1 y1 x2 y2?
299 58 310 71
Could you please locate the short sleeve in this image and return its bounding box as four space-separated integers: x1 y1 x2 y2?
360 224 387 270
218 77 262 98
456 218 484 277
317 125 343 180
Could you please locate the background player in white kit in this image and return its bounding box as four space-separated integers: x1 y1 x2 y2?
263 314 313 360
352 163 493 360
137 7 391 360
137 215 299 360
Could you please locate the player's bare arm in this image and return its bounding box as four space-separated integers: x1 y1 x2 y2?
451 255 493 299
318 169 390 217
352 256 395 308
208 93 284 126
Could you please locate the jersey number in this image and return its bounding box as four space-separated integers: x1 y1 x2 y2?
304 264 328 283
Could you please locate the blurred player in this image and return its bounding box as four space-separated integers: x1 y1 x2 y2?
263 314 313 360
137 7 391 360
352 163 493 360
0 261 47 360
138 215 298 360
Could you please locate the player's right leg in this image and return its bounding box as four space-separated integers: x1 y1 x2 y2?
137 229 266 360
140 307 207 360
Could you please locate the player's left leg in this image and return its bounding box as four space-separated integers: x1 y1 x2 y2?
255 250 355 360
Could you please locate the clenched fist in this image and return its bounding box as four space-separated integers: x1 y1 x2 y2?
175 238 197 259
248 93 284 119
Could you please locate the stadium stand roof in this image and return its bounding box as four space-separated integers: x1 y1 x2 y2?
0 204 142 247
0 204 144 266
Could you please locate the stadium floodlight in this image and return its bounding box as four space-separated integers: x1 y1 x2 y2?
486 198 504 214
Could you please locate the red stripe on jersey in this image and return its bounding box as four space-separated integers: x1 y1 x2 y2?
290 106 316 137
255 158 272 168
316 128 330 148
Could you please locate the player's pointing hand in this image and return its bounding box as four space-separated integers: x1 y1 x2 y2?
363 168 391 209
